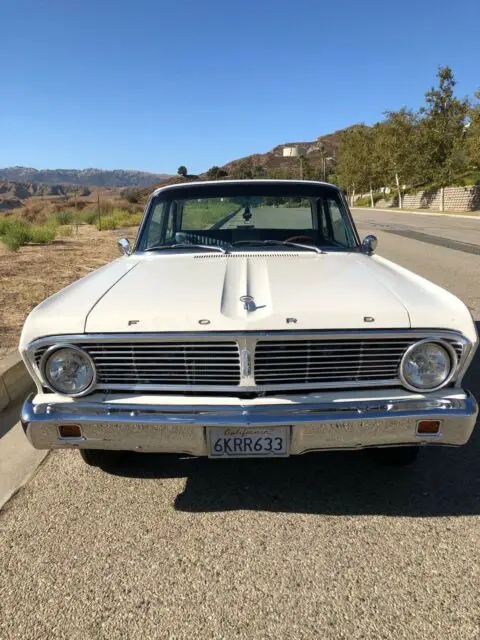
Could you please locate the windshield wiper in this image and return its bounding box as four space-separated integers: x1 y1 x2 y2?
144 243 227 254
232 240 325 254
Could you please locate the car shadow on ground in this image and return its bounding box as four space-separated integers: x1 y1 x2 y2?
109 322 480 518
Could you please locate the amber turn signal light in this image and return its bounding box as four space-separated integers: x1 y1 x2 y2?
417 420 441 434
58 424 82 438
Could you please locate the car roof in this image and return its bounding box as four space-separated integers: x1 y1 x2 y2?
150 179 341 198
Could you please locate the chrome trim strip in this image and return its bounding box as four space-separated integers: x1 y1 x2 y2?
27 394 475 420
25 329 473 345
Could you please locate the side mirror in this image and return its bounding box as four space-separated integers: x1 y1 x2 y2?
117 238 131 256
362 234 378 255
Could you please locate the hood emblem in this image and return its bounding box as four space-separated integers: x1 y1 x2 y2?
240 295 265 312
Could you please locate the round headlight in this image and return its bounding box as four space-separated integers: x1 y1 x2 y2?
42 345 96 396
400 340 456 392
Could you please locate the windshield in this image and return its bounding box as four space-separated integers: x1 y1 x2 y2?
136 183 358 252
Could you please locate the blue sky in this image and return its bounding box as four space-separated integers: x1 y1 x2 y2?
1 0 479 174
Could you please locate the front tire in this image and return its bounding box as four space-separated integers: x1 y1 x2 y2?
79 449 126 470
370 446 420 466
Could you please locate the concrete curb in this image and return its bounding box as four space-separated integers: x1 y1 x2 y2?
0 423 48 510
0 352 32 413
0 353 45 510
352 207 480 220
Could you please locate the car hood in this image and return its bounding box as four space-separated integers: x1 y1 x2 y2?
20 251 476 346
84 252 413 333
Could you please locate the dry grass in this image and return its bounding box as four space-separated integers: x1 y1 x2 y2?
9 188 145 225
0 225 138 359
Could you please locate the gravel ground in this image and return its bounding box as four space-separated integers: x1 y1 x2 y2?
1 212 480 639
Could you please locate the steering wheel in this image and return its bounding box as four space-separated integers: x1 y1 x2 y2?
285 235 315 244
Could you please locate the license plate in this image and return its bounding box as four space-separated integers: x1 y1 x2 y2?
207 427 290 458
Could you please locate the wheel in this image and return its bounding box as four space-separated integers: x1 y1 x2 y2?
370 446 420 466
79 448 126 470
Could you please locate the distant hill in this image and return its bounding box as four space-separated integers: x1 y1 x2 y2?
0 166 171 188
0 180 91 211
220 126 355 177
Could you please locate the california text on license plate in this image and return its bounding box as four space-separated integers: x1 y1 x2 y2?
207 427 290 458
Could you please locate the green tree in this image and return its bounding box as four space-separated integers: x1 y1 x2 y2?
177 165 188 177
231 158 267 179
206 166 228 180
419 66 469 208
231 159 252 179
376 109 419 207
337 125 381 206
467 90 480 169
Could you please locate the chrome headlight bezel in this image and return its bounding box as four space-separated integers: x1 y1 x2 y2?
40 343 97 397
399 339 458 393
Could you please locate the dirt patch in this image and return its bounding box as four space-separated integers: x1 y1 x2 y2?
0 225 137 359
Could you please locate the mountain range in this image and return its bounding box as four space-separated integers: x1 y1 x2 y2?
0 167 170 188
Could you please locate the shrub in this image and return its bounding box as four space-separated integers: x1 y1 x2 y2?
123 189 142 204
96 214 119 230
29 226 56 244
1 233 23 252
0 218 12 235
100 200 114 215
94 210 143 231
122 202 144 215
81 210 100 225
0 219 32 242
0 219 32 252
44 216 59 230
52 210 74 225
354 196 371 207
0 218 57 251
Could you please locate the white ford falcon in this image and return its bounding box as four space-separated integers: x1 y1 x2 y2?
19 180 478 469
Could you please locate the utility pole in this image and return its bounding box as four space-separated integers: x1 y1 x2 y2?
97 191 101 230
74 189 79 234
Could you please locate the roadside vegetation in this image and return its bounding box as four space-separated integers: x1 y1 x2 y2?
0 196 143 252
334 67 480 208
0 208 141 252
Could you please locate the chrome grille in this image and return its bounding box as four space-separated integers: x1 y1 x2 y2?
31 333 467 392
254 338 459 385
91 342 240 385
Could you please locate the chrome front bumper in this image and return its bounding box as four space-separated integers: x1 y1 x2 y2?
21 389 478 456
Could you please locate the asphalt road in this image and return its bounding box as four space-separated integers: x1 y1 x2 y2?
354 207 480 255
1 209 480 640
